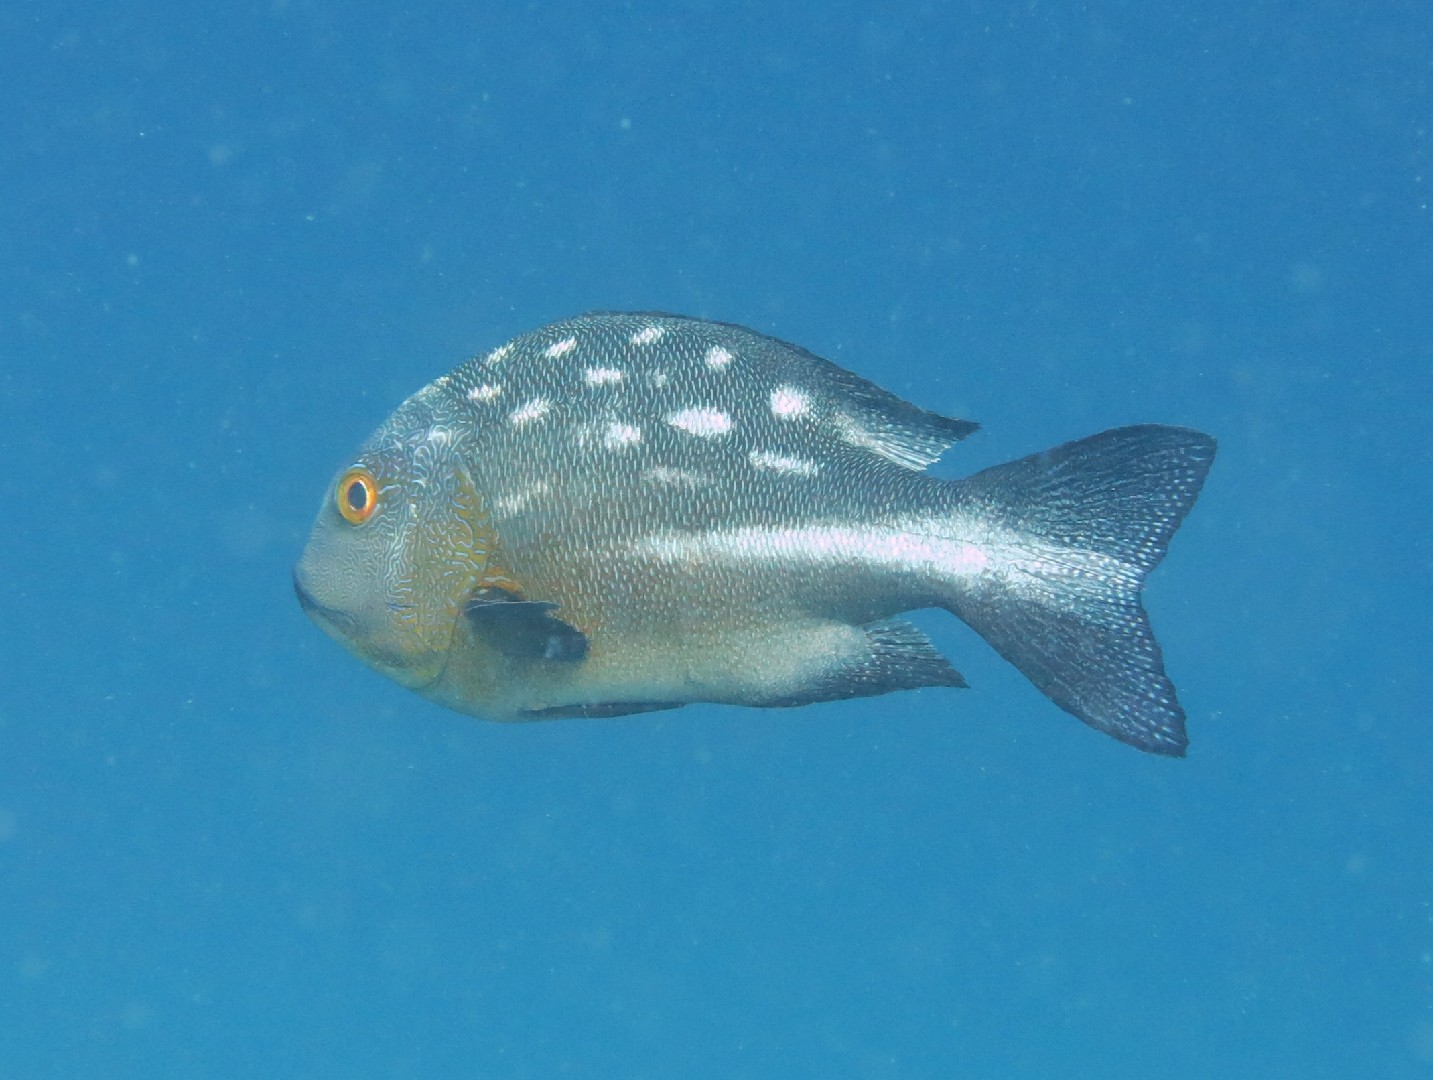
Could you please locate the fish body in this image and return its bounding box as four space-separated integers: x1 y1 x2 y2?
295 312 1215 755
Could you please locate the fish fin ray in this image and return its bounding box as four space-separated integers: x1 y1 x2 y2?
826 377 979 470
464 587 589 663
944 425 1215 755
830 406 979 470
760 618 967 707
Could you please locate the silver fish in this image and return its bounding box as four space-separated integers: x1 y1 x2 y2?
295 312 1215 755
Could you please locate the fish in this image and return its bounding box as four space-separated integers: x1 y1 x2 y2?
294 312 1216 755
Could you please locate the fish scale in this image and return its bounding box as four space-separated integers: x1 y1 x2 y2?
295 311 1215 756
438 313 978 519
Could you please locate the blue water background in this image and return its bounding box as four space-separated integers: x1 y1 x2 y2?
3 2 1429 1076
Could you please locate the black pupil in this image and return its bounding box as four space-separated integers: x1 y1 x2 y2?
346 479 369 513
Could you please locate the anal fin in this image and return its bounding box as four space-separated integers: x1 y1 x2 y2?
762 618 967 708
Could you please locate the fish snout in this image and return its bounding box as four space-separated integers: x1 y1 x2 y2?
292 563 361 639
293 564 318 615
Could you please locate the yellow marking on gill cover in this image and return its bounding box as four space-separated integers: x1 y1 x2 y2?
390 453 495 661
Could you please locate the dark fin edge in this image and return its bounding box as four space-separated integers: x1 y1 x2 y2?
947 425 1216 756
465 587 589 663
759 618 967 708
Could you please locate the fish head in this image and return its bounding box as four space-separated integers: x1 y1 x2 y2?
294 384 494 689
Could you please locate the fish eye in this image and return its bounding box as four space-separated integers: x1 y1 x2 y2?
336 466 379 525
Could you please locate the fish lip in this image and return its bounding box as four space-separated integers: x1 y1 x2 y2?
293 565 448 689
293 566 355 634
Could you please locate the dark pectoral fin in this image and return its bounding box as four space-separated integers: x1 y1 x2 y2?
465 587 589 663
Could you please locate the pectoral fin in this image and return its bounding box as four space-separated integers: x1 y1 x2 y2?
464 587 589 663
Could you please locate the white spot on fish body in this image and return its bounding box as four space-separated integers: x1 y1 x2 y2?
770 386 810 419
667 407 733 438
604 422 642 448
493 481 550 518
705 345 734 370
485 343 513 365
584 366 624 387
631 325 667 345
544 336 578 359
509 397 550 426
468 383 501 403
748 450 819 476
645 466 706 488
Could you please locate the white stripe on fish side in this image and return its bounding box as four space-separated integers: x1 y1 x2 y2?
632 524 995 578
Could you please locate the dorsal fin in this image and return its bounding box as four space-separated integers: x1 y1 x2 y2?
822 365 978 470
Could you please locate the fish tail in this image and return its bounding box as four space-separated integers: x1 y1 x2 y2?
938 425 1216 755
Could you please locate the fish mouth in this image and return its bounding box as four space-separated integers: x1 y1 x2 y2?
293 565 449 689
293 566 361 638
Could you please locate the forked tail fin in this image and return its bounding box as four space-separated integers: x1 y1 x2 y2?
944 425 1216 755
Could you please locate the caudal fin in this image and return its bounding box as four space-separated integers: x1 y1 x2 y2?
945 425 1216 756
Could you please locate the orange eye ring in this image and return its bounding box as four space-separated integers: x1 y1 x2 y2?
336 466 379 525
